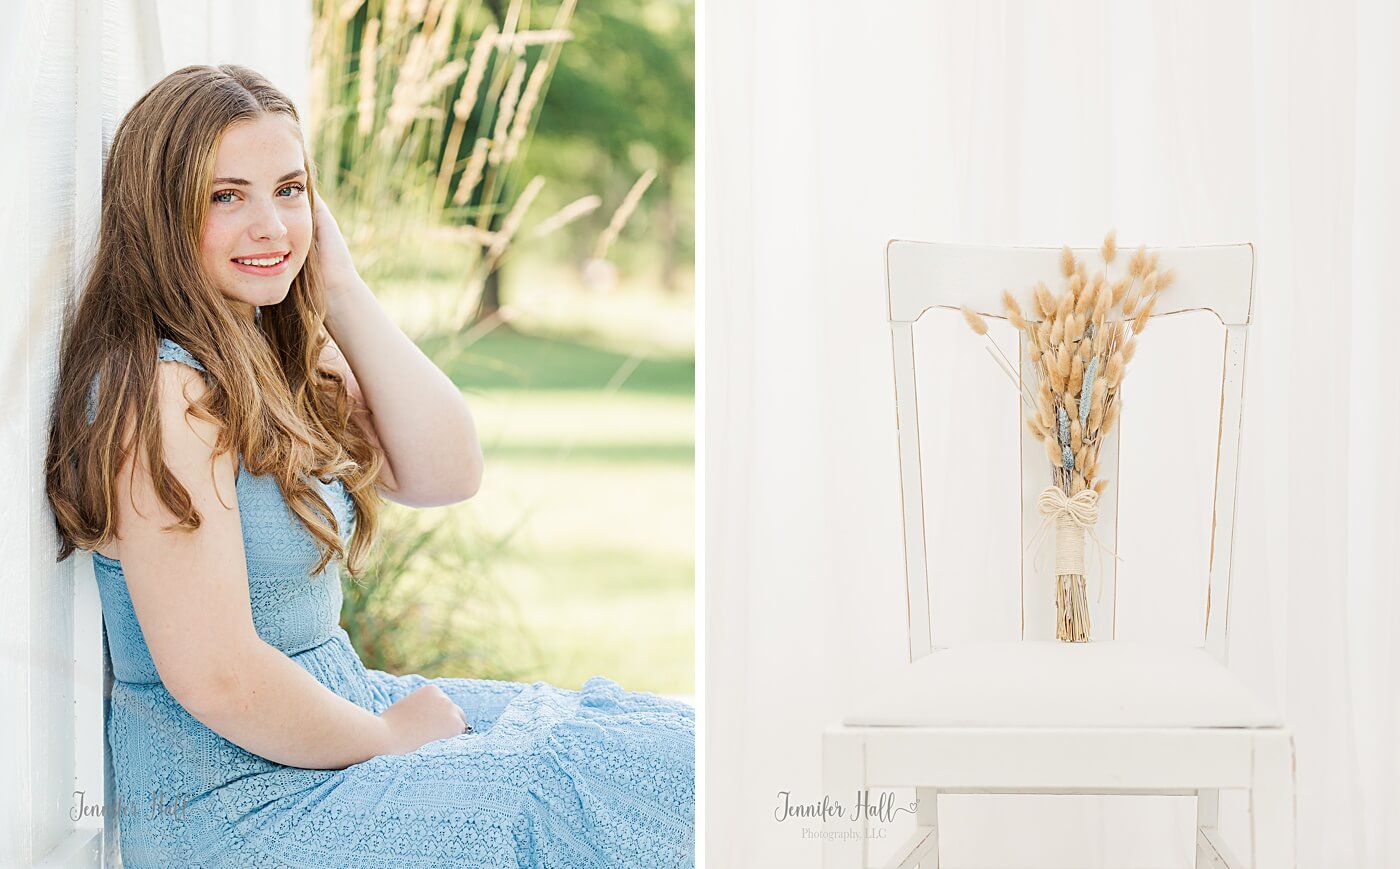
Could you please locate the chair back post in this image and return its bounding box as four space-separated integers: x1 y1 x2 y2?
890 321 936 659
885 241 1254 662
1203 321 1251 662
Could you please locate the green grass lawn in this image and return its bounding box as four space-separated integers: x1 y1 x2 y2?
374 266 695 695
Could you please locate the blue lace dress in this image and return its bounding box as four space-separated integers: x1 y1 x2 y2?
85 339 695 868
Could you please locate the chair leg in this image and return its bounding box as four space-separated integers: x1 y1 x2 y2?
1196 824 1241 869
1196 786 1219 831
1196 788 1228 868
884 787 938 869
823 729 866 869
1249 731 1296 868
911 787 939 869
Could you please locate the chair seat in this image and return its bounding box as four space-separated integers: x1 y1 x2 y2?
843 641 1283 729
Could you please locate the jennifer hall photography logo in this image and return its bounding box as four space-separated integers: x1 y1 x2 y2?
773 789 919 841
70 789 190 823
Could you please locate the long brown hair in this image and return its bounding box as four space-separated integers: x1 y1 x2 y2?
45 64 383 578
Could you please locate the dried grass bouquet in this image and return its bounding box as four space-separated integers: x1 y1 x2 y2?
960 232 1173 642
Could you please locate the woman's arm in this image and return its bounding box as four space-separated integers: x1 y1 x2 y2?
318 334 398 495
191 640 396 769
313 195 483 507
116 362 397 769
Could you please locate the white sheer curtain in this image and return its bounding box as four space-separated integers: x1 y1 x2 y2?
704 0 1400 866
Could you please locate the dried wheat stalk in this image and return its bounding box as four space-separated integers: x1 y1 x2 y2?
961 230 1172 641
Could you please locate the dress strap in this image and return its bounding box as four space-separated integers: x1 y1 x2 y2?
85 339 207 425
156 338 206 372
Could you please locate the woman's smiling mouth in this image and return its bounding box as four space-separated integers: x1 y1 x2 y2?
230 251 291 275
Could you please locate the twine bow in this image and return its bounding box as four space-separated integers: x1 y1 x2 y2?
1026 485 1125 605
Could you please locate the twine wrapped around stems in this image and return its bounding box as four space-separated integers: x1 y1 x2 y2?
1038 486 1098 642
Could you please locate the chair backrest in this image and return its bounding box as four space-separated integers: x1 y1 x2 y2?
885 241 1254 663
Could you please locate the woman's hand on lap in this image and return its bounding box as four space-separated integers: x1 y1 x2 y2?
378 684 472 755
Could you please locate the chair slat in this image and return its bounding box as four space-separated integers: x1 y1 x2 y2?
886 240 1254 325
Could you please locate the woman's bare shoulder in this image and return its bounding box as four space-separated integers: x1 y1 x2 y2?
95 360 219 562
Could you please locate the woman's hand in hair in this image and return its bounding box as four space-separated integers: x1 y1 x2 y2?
311 192 364 304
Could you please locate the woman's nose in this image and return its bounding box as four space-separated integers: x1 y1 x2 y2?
248 200 288 240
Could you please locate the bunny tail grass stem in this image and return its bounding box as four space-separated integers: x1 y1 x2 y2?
981 336 1036 412
1056 574 1091 642
982 344 1036 413
1040 484 1097 642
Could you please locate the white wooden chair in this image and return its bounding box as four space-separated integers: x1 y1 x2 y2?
822 241 1295 868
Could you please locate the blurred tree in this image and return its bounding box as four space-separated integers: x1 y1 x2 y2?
525 0 694 293
440 0 695 317
317 0 694 320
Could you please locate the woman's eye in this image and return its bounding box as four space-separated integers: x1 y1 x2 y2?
210 184 304 204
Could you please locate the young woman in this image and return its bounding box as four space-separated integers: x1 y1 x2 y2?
44 64 694 868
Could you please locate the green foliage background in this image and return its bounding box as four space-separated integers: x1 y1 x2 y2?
312 0 695 695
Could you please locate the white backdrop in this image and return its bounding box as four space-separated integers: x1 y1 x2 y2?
704 1 1399 867
0 1 308 864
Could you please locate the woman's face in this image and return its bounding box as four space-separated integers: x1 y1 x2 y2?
200 114 313 319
